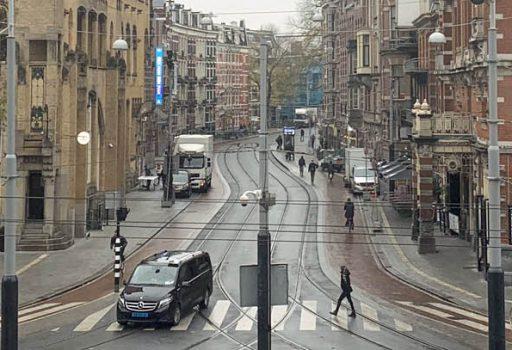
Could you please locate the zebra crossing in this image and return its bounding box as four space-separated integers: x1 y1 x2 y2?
19 299 413 334
20 298 499 335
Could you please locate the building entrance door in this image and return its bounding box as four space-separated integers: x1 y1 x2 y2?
27 171 44 220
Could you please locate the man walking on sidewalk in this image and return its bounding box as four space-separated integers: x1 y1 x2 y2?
330 266 356 318
300 128 305 142
308 159 319 185
298 156 306 177
310 134 316 151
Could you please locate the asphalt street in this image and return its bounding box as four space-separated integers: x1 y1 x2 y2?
17 141 494 349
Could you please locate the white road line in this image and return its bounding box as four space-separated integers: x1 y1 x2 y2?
300 300 317 331
17 254 48 275
19 302 84 323
51 327 60 332
271 305 288 331
18 303 60 317
74 303 115 332
360 303 380 331
106 322 123 332
331 302 347 330
430 303 486 322
396 301 453 318
172 312 196 331
203 300 230 330
394 319 413 332
236 307 257 331
454 319 488 332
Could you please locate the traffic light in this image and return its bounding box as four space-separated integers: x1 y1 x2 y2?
470 0 484 4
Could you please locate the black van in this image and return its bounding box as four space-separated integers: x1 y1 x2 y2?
117 250 213 326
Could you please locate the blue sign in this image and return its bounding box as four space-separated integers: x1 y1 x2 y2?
155 47 164 106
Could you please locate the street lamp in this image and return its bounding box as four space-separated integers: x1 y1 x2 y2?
76 131 91 145
112 37 129 52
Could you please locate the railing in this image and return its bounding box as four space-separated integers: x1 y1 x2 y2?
432 113 473 135
403 58 427 74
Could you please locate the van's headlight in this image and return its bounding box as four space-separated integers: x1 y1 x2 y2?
157 297 173 311
118 296 126 310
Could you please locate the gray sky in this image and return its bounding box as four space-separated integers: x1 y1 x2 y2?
178 0 300 31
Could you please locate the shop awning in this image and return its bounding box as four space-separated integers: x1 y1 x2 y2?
384 165 412 180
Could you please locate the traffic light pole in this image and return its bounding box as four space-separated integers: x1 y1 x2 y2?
486 0 505 348
257 39 271 350
2 0 19 348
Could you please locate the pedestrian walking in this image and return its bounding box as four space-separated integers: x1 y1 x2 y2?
327 161 335 182
300 128 305 142
276 135 283 150
308 159 319 185
310 134 316 150
344 198 355 231
298 156 306 177
144 165 152 190
330 266 356 317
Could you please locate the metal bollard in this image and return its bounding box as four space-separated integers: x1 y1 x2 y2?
114 235 121 292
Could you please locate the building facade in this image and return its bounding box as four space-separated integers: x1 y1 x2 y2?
0 0 150 250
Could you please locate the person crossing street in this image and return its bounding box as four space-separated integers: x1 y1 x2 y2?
298 156 306 177
308 159 319 185
300 128 305 142
330 266 356 318
344 198 355 231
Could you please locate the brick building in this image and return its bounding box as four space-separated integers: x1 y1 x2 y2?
0 0 149 250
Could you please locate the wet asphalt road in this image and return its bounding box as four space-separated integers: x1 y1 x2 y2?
18 142 488 349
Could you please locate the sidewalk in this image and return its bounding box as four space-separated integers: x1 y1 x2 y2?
0 152 230 307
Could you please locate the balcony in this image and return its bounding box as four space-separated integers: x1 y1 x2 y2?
432 113 473 136
403 58 428 84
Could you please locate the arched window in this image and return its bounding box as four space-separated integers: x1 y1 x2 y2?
109 21 114 55
98 14 107 67
87 10 97 64
77 7 87 52
144 28 149 65
132 25 137 76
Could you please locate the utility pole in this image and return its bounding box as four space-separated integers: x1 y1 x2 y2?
485 0 505 347
257 39 271 350
2 0 18 348
389 77 395 161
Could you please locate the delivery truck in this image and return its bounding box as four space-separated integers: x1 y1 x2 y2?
174 135 213 192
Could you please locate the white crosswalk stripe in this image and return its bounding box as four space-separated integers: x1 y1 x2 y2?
331 302 347 330
203 300 230 330
394 319 412 332
172 312 196 331
74 303 115 332
19 302 84 323
396 301 452 318
360 303 380 331
271 305 288 330
236 307 257 331
106 322 123 332
19 303 60 317
300 300 317 330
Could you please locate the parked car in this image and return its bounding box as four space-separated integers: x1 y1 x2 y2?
320 151 344 172
173 171 192 198
117 250 213 326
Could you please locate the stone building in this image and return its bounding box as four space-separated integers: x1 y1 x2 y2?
215 21 250 133
0 0 150 250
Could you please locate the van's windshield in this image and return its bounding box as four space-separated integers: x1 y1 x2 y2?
179 156 204 169
129 265 177 286
353 168 375 178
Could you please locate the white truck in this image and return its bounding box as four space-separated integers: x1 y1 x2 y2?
174 135 213 192
344 147 375 194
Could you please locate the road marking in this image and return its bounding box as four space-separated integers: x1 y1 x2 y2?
19 302 84 323
172 312 196 331
236 307 257 331
396 301 453 318
429 303 486 322
453 318 488 332
18 303 60 317
394 319 413 332
379 207 481 299
51 327 60 332
17 254 48 275
203 300 230 330
300 300 317 331
106 322 123 332
331 302 347 330
271 305 288 330
360 303 380 331
74 303 115 332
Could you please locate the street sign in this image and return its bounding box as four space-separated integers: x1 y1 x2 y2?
155 47 164 106
239 264 288 307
